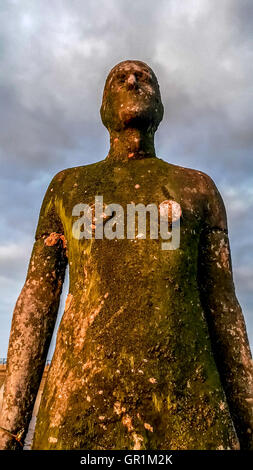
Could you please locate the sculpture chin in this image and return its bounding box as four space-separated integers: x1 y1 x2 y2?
117 104 157 130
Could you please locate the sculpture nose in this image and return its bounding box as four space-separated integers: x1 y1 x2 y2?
127 73 137 89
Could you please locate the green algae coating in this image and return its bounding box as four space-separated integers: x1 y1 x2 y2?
31 156 245 450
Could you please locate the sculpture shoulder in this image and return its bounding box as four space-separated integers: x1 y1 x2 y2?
158 159 227 230
193 169 227 231
35 166 89 239
49 161 105 189
184 166 227 231
159 159 218 192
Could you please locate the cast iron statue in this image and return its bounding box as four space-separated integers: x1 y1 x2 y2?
0 60 252 450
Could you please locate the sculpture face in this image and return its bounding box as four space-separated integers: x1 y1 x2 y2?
100 60 164 132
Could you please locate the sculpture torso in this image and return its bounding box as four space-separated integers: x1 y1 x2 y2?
33 156 237 449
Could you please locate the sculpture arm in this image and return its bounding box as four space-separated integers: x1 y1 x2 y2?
0 172 67 449
198 177 253 449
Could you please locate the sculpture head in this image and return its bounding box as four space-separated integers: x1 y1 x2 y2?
100 60 164 134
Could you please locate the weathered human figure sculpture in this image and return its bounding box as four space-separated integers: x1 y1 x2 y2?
0 60 253 450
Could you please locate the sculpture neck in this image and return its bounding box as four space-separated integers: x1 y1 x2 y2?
106 128 156 162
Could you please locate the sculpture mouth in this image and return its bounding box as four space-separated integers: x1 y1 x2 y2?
118 102 156 127
117 86 155 101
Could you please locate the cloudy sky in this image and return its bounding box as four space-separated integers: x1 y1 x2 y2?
0 0 252 357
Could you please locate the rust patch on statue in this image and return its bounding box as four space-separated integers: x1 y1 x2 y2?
65 294 73 312
113 401 144 450
144 422 153 432
159 200 181 222
219 238 231 271
60 235 67 249
44 232 67 250
44 232 61 246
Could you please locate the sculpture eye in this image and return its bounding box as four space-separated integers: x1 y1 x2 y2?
136 70 152 82
117 73 126 82
136 72 145 80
